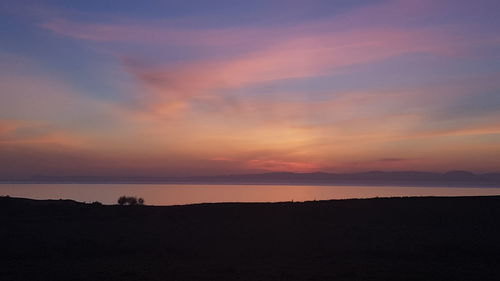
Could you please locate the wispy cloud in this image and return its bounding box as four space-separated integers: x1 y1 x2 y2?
2 0 500 176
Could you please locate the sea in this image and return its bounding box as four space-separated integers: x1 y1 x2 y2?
1 184 500 205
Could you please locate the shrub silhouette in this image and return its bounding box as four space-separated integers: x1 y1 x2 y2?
128 196 138 205
117 196 145 206
117 196 127 205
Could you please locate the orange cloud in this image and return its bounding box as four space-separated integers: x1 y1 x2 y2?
210 155 319 173
245 159 319 173
0 119 87 148
0 120 22 134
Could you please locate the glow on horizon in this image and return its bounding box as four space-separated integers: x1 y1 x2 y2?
1 0 500 178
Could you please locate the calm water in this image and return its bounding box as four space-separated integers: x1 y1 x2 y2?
1 184 500 205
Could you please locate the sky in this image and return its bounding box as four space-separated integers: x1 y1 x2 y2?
1 0 500 179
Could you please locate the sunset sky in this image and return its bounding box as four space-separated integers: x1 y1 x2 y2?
1 0 500 179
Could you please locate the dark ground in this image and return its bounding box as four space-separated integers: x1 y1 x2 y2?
1 196 500 281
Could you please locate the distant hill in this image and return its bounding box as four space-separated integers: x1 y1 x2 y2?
6 170 500 186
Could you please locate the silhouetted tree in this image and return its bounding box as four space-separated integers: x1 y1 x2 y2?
127 196 138 205
117 196 144 206
118 196 128 205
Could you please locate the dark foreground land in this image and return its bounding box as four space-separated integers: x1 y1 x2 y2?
1 196 500 281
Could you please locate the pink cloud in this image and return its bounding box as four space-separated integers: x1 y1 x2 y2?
123 26 461 119
38 0 495 122
40 18 286 48
39 0 447 47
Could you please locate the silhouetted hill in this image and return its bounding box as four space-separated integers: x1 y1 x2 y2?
20 171 500 186
2 195 500 280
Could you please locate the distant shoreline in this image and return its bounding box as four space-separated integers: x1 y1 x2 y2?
2 180 500 187
2 170 500 187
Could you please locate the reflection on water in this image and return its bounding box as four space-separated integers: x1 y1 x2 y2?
1 184 500 206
